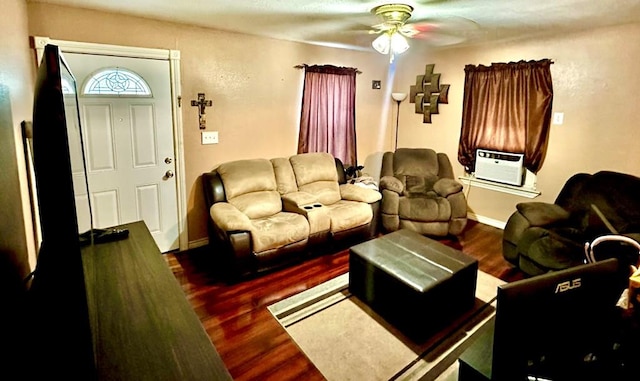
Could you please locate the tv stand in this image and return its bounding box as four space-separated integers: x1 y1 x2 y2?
81 221 231 380
457 318 494 381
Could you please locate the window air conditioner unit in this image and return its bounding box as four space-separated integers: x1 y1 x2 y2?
474 149 525 186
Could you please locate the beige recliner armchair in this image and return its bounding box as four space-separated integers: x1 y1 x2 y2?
379 148 467 237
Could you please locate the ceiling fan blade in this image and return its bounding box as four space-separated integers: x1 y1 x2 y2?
409 16 479 34
398 25 421 38
398 15 479 46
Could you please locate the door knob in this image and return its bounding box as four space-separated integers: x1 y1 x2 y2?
165 170 174 178
165 157 173 164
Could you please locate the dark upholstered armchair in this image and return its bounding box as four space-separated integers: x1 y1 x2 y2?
503 171 640 276
379 148 468 237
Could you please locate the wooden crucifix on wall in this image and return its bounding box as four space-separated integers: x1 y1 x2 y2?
191 93 213 129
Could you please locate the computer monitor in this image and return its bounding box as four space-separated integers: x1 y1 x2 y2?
492 258 624 381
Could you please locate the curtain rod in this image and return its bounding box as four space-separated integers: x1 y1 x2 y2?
294 64 362 74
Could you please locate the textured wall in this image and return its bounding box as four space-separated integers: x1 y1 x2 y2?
394 23 640 225
0 0 35 279
26 3 640 243
27 3 395 244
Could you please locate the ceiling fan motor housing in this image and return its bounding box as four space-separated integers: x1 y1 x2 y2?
373 3 414 26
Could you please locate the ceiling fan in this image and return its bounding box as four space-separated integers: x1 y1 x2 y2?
368 3 474 61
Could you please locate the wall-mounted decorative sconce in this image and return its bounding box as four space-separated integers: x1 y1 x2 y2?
191 93 212 129
409 64 450 124
391 92 407 150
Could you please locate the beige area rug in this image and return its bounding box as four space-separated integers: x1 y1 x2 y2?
268 272 502 381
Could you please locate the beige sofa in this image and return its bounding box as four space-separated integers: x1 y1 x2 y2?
203 152 381 278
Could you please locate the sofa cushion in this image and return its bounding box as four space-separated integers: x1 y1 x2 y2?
298 181 342 205
228 191 283 220
519 227 584 272
324 200 372 233
271 157 298 195
393 148 439 177
217 159 282 219
250 212 310 253
290 152 338 185
210 202 310 253
403 174 439 197
405 175 427 193
218 159 276 198
290 153 342 205
399 197 451 222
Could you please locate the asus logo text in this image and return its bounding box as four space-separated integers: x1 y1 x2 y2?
555 278 581 293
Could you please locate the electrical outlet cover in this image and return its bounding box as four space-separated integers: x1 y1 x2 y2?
201 131 218 144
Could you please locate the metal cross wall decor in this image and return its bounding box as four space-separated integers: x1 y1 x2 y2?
191 93 213 129
409 64 450 124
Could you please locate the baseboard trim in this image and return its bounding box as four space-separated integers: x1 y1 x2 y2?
188 237 209 250
467 213 506 230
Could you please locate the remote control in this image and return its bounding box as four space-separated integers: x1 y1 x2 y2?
79 227 130 245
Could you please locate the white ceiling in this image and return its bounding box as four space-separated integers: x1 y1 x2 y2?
29 0 640 51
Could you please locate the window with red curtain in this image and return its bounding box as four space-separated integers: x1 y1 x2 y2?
297 64 358 167
457 59 554 174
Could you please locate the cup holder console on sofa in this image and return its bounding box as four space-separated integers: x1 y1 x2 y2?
301 203 331 245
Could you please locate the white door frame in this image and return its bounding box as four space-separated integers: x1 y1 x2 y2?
33 36 188 252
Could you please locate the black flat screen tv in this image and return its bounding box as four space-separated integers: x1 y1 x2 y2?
29 43 95 379
492 258 624 381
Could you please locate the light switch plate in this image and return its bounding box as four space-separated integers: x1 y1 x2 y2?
201 131 218 144
553 112 564 125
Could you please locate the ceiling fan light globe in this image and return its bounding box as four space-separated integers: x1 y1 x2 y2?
372 33 391 54
390 33 409 54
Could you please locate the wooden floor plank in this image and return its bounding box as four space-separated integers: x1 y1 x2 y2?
165 220 523 380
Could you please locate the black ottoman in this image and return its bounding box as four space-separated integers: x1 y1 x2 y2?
349 229 478 341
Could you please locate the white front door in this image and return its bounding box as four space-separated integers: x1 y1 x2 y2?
65 53 179 252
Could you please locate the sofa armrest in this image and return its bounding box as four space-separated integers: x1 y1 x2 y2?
503 203 569 266
202 171 226 207
282 191 332 236
433 178 463 197
210 202 253 232
339 184 382 204
281 191 318 213
379 176 404 194
516 202 570 227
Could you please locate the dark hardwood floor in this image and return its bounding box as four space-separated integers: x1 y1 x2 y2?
164 220 526 380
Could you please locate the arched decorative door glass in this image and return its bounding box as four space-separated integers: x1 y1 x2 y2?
82 67 152 96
